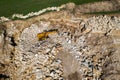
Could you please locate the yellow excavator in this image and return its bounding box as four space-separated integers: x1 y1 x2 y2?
37 29 58 41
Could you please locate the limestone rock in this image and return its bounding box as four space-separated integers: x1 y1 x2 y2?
0 9 120 80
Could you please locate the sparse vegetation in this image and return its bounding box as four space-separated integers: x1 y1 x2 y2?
0 0 102 17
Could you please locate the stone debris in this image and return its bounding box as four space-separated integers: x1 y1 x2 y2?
0 11 120 80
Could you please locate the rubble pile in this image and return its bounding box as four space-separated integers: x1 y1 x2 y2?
0 11 120 80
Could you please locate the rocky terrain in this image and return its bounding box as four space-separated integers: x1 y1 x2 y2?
0 3 120 80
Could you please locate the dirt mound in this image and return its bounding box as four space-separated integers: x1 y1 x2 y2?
76 0 120 13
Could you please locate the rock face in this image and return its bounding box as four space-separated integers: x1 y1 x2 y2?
0 10 120 80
